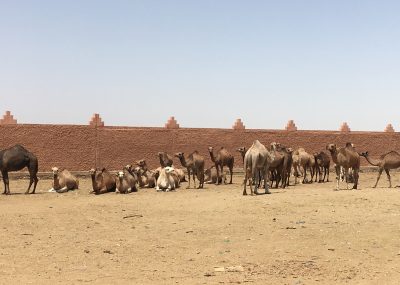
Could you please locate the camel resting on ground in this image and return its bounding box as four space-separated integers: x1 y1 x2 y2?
158 152 173 167
89 168 116 194
360 151 400 188
48 167 79 193
204 166 226 184
156 166 177 191
243 140 274 195
0 144 39 195
326 143 360 190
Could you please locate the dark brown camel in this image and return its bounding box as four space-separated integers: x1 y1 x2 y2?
360 151 400 188
158 152 173 167
314 151 330 183
175 151 205 189
0 145 38 195
89 168 116 194
208 147 234 184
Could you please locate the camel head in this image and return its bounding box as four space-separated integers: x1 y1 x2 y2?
346 142 355 148
286 147 294 154
164 166 174 174
208 146 214 153
135 159 146 168
174 152 184 159
236 147 246 154
270 142 281 151
326 144 337 153
116 171 124 179
89 168 97 176
360 151 369 157
51 167 59 177
124 164 133 172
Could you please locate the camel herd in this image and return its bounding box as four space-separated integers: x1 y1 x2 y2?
1 141 400 195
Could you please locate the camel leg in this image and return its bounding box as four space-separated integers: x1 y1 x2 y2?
373 168 383 188
352 168 359 190
335 165 340 190
193 172 197 189
264 168 271 194
186 169 191 189
27 173 38 194
243 170 248 195
229 166 233 184
302 166 307 184
215 165 221 185
385 169 391 188
2 171 9 195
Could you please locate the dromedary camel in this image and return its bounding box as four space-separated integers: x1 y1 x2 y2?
292 148 315 184
0 144 38 195
48 167 79 193
89 168 116 194
158 152 173 167
236 147 246 164
204 166 226 184
270 142 293 188
175 151 205 189
360 151 400 188
314 151 330 183
208 146 234 184
326 143 360 190
156 166 177 191
243 140 274 195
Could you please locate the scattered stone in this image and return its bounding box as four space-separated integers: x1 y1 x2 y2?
214 267 225 272
286 226 297 230
204 272 215 277
103 250 113 254
123 214 143 219
226 266 244 272
84 249 90 254
328 248 335 251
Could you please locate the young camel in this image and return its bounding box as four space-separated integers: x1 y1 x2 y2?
175 151 205 189
208 147 234 184
89 168 116 194
326 143 360 190
360 151 400 188
48 167 79 193
314 151 330 183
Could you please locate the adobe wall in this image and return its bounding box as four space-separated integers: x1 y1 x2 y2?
0 124 399 171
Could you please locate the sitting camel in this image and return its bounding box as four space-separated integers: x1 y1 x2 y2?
156 166 177 191
133 160 156 188
175 151 205 189
48 167 79 193
204 166 226 184
0 144 39 195
326 143 360 190
208 147 234 184
360 151 400 188
243 140 274 195
89 168 116 194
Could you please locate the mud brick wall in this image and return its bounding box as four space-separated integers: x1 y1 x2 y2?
0 124 399 171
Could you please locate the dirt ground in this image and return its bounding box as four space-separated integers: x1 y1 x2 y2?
1 172 400 285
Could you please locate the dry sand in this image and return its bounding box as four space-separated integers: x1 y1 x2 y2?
1 173 400 284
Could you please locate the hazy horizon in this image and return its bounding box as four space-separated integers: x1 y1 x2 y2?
1 1 399 131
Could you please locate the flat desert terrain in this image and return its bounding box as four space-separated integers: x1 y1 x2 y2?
1 173 400 285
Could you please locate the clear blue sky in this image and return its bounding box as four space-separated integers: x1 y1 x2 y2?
0 0 399 131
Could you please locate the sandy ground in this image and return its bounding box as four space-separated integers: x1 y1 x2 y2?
1 172 400 285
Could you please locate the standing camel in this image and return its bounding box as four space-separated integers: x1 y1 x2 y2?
208 146 234 184
326 143 360 190
243 140 274 195
175 151 205 189
314 151 330 183
360 151 400 188
0 145 38 195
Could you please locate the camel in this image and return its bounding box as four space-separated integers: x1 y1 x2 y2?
158 152 173 167
326 143 360 190
156 166 177 191
89 168 116 194
314 151 330 183
270 143 293 188
292 148 315 184
48 167 79 193
208 147 234 184
204 166 226 184
360 151 400 188
173 168 186 183
0 144 39 195
175 151 205 189
236 147 246 164
115 171 134 194
243 140 274 195
133 160 156 188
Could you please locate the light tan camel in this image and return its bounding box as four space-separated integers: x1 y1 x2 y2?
156 166 176 191
204 166 226 184
134 160 156 188
292 148 315 184
326 143 360 190
89 168 116 195
360 151 400 188
243 140 274 195
48 167 79 193
208 147 234 184
236 147 246 164
175 151 205 189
